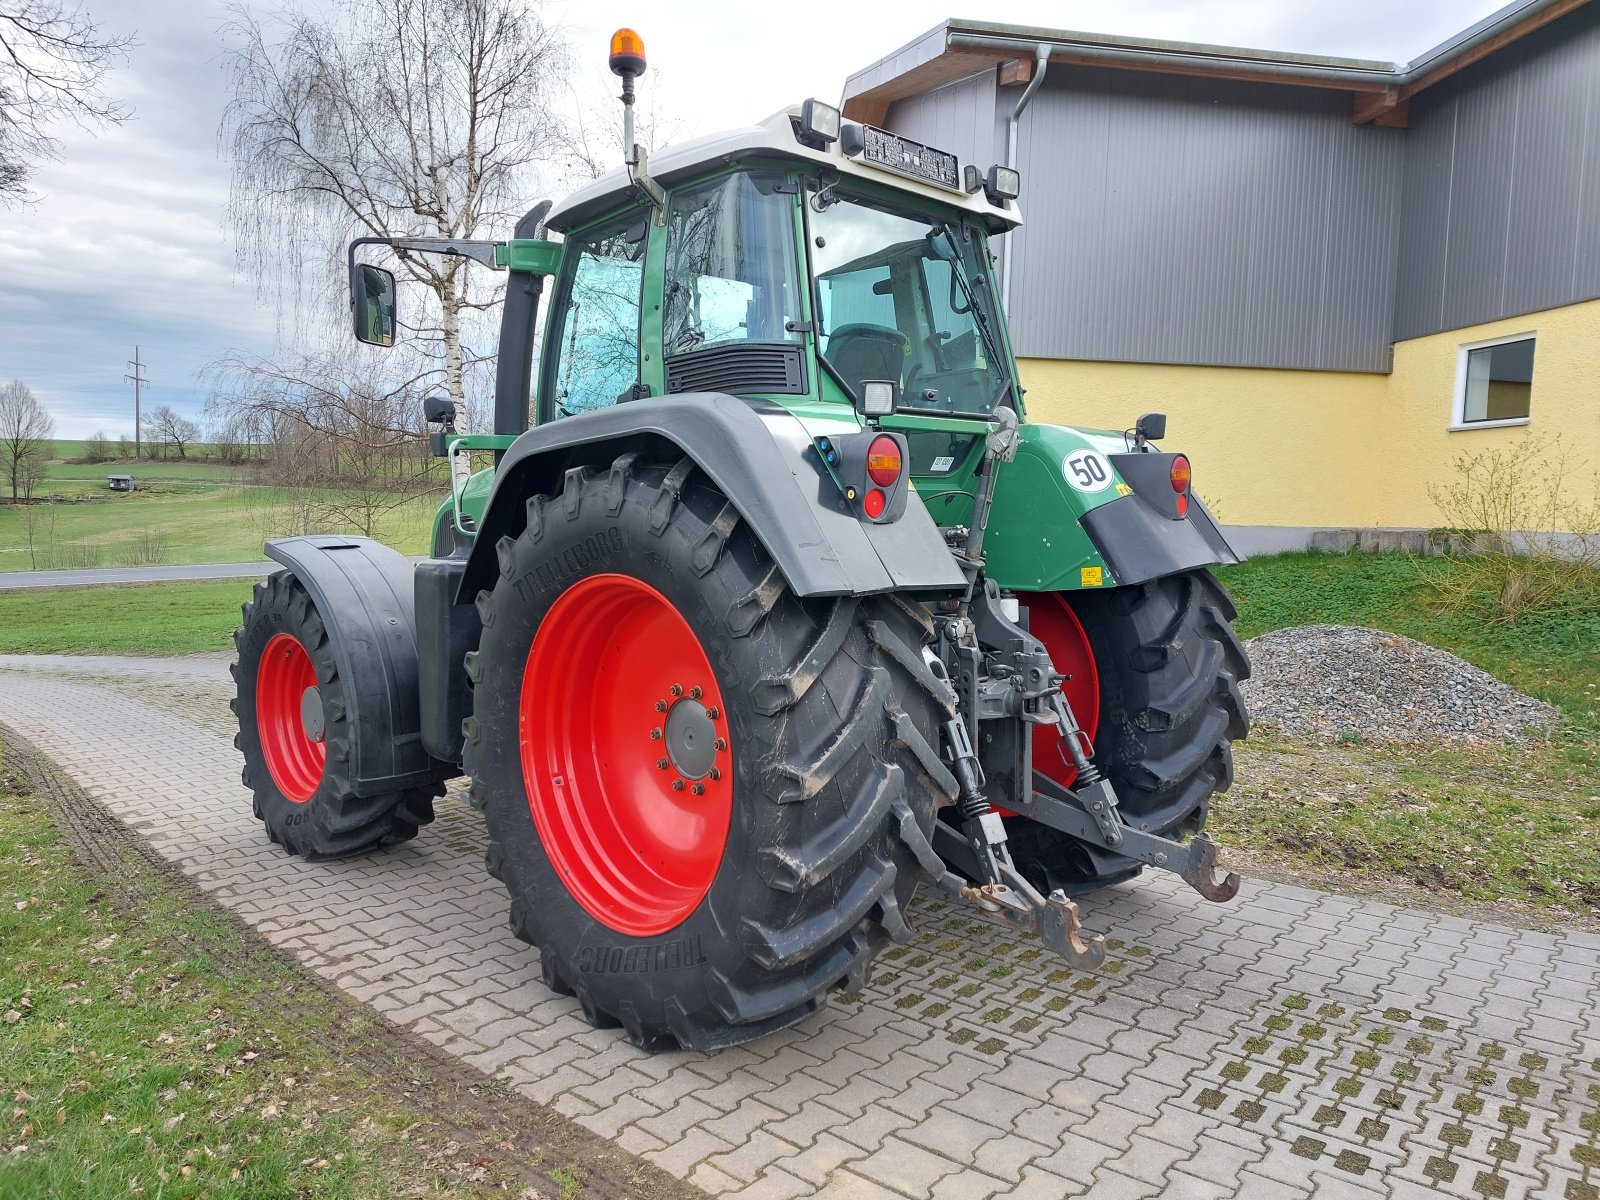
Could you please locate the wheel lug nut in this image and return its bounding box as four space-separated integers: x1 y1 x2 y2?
709 768 721 781
654 699 668 712
707 706 720 719
656 758 670 770
714 737 727 751
689 685 702 699
649 728 662 740
671 779 685 792
669 684 683 697
691 783 705 796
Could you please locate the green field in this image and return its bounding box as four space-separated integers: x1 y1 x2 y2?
2 450 440 570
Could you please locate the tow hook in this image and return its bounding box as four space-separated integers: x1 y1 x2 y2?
938 860 1106 971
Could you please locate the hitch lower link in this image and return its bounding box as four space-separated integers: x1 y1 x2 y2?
934 681 1240 971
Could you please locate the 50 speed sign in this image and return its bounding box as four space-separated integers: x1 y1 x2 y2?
1061 447 1115 493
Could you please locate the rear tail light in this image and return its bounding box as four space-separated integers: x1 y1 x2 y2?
866 435 902 486
1170 454 1191 493
1176 493 1189 517
862 488 887 519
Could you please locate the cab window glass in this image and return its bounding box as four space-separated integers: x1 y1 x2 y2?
551 222 644 417
665 172 802 356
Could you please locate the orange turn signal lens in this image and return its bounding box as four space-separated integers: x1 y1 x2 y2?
609 28 646 76
1169 454 1191 493
866 435 902 486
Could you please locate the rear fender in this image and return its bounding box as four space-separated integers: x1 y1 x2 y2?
264 535 452 795
983 423 1240 591
456 393 968 603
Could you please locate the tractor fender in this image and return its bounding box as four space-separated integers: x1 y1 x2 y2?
264 535 449 796
456 393 968 603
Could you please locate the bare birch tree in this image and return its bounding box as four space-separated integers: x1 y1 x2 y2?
219 0 567 425
0 1 131 202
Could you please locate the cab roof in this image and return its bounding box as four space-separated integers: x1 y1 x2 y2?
544 103 1023 236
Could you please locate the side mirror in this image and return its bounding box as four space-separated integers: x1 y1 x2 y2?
351 263 397 347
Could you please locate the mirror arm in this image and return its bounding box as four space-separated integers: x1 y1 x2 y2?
388 237 505 270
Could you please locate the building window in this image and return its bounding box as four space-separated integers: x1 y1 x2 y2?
1453 334 1534 429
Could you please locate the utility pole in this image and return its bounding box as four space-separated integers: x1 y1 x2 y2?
124 347 147 459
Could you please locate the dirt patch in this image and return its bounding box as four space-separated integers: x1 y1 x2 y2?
0 726 704 1200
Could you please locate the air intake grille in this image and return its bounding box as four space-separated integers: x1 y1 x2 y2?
665 343 806 396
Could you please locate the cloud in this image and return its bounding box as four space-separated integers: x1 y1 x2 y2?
2 0 1506 438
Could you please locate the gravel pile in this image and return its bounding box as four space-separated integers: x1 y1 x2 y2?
1241 624 1557 743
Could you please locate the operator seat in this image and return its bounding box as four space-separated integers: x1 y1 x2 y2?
823 324 906 400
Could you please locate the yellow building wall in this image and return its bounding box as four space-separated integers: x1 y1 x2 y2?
1017 295 1600 531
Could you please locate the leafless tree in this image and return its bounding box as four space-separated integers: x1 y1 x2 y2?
209 352 439 537
219 0 567 428
149 403 200 459
0 378 53 500
82 429 110 462
0 1 132 203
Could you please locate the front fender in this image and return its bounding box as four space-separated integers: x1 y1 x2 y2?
264 535 450 795
457 394 967 603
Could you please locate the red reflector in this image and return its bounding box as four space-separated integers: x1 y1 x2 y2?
1170 454 1192 492
1176 492 1189 518
862 488 887 519
866 435 902 486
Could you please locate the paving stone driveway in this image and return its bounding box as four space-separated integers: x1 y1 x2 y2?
2 653 1597 1200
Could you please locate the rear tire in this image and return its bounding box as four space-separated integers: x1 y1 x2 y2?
232 571 441 859
467 454 957 1050
1010 569 1250 894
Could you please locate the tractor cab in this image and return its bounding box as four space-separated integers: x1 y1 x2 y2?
532 102 1023 431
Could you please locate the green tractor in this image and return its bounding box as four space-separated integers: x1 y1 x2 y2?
231 31 1250 1051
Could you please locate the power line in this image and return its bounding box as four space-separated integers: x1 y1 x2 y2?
123 347 148 458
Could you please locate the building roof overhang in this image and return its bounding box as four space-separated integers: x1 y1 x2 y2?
841 0 1593 130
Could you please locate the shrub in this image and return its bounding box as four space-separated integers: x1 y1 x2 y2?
1424 433 1600 624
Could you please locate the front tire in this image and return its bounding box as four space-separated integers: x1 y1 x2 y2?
232 571 440 859
467 454 957 1050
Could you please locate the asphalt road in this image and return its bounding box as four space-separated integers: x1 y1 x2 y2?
0 561 275 591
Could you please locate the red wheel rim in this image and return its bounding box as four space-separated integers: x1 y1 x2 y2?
256 633 325 803
520 574 734 937
1018 593 1100 792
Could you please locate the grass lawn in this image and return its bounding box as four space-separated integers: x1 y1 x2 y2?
0 739 691 1200
0 582 258 656
1 452 440 570
1214 551 1600 925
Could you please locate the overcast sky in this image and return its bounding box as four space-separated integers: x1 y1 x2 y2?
1 0 1504 438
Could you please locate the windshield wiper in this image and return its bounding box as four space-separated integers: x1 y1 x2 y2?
933 225 1015 411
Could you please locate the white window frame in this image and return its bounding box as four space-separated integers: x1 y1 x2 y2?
1449 331 1536 431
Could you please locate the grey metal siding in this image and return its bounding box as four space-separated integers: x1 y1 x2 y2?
1003 69 1403 372
883 70 1003 178
1394 4 1600 340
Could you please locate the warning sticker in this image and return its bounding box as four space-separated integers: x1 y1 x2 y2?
929 455 955 473
1081 566 1104 588
1062 448 1115 493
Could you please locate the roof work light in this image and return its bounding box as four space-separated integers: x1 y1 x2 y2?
795 98 841 149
